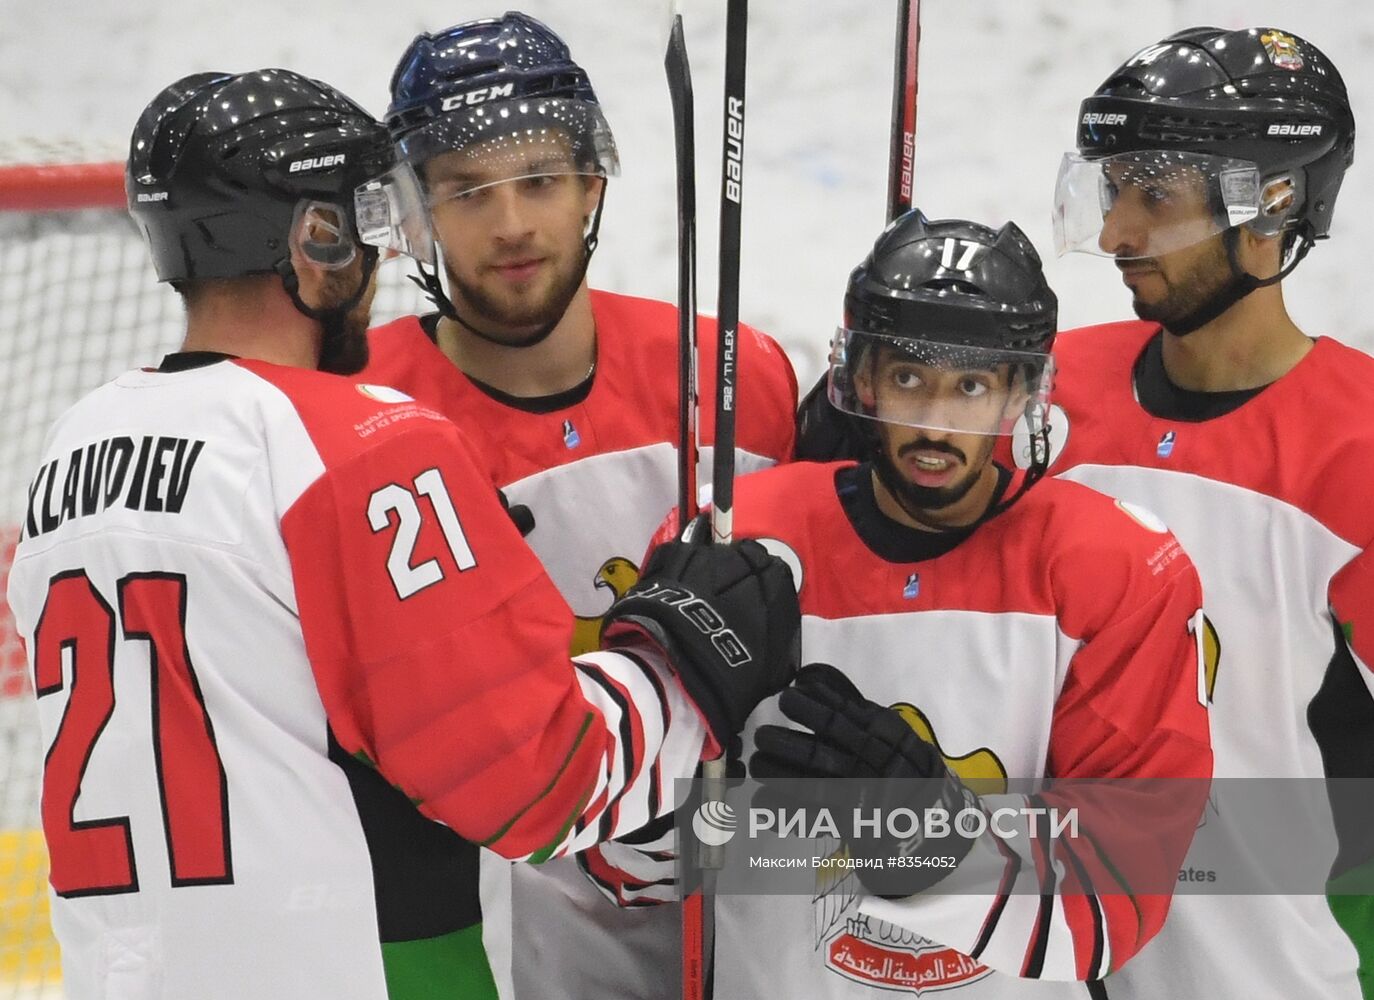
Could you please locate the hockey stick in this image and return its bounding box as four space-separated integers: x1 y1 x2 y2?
666 7 699 530
692 2 749 997
711 0 747 550
665 10 712 1000
886 0 921 222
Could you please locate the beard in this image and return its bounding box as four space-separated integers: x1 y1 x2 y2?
446 244 586 343
874 436 988 517
315 268 374 376
1128 238 1231 331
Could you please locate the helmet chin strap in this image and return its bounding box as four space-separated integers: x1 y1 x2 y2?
409 183 609 350
1164 222 1316 337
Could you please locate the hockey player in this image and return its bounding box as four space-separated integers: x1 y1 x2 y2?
4 69 801 1000
362 12 799 999
607 211 1213 997
1037 26 1373 1000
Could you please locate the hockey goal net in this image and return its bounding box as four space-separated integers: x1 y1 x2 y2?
0 141 430 997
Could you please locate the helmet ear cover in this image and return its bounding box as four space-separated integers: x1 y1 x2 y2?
292 201 358 270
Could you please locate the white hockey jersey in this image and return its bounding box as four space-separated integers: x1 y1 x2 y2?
5 355 705 1000
603 460 1211 998
1016 321 1374 1000
362 289 798 999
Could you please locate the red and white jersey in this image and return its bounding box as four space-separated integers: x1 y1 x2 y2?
4 357 705 1000
1018 321 1374 1000
637 462 1210 998
362 289 797 999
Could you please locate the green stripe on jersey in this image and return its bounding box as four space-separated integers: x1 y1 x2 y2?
1328 860 1374 999
381 924 498 1000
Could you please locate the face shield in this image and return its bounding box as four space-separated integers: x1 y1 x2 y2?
353 162 435 265
827 328 1053 437
1052 150 1284 260
399 96 619 206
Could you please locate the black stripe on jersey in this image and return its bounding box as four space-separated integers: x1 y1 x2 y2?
1022 800 1058 979
616 647 672 822
971 825 1021 960
326 730 481 941
574 660 639 842
1307 616 1374 880
1057 822 1107 981
576 846 675 908
578 850 626 905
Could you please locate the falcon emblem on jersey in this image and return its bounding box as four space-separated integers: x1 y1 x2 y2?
1011 403 1069 470
562 419 581 449
891 703 1008 793
570 556 640 656
1198 612 1220 700
1261 29 1304 71
1157 429 1177 458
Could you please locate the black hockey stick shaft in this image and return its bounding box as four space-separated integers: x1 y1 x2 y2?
666 11 699 528
886 0 921 221
666 11 713 1000
711 0 747 547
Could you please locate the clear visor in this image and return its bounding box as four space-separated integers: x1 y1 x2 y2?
827 328 1053 437
292 200 358 271
354 163 435 265
1052 151 1272 260
400 96 619 204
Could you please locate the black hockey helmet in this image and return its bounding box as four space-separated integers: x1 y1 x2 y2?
1056 27 1353 275
843 211 1057 356
382 13 618 346
829 211 1059 509
126 69 432 311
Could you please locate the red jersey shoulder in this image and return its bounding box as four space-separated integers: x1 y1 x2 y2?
592 289 797 459
1014 476 1200 637
731 461 848 536
235 358 459 470
1275 337 1374 545
361 315 453 404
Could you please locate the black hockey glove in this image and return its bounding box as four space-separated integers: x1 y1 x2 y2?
795 372 872 463
496 488 535 537
602 519 801 749
750 663 979 897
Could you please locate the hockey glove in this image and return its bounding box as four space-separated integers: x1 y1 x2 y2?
602 522 800 749
496 488 535 537
750 663 979 897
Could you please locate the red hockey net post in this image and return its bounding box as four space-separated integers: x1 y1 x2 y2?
0 148 142 998
0 145 430 996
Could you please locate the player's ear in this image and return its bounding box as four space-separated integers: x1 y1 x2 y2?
1002 366 1032 422
581 174 604 218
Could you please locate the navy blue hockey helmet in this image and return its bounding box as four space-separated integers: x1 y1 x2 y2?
385 11 619 186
